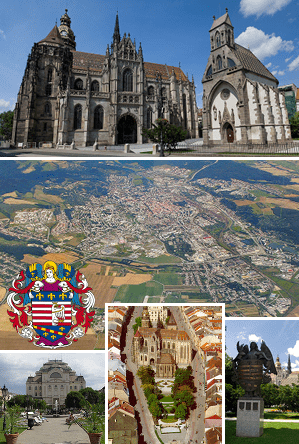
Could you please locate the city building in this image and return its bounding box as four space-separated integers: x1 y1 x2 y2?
12 10 198 147
26 359 86 408
202 10 291 146
278 84 297 119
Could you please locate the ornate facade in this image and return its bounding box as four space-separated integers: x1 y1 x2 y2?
26 359 86 407
202 10 291 146
132 307 191 378
12 10 198 147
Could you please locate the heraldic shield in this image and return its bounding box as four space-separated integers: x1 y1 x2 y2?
6 261 95 349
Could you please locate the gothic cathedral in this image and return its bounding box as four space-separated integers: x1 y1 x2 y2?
12 10 198 147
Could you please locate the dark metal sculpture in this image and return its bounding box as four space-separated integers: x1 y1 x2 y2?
233 341 277 397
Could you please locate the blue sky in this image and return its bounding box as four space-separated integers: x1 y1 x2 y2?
226 319 299 372
0 0 299 113
0 353 105 395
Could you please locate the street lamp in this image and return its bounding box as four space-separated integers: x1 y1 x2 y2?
2 384 8 431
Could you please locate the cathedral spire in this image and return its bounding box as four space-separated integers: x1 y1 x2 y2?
113 12 120 44
288 354 292 374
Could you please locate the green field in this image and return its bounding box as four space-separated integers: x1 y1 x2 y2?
226 420 299 444
114 280 164 303
137 254 181 264
154 272 184 285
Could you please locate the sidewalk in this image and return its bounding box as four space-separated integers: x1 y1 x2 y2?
17 417 90 444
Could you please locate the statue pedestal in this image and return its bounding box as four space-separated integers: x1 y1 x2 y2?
236 398 264 437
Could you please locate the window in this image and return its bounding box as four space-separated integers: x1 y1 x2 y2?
206 65 212 77
47 68 53 83
43 122 47 132
123 69 133 92
228 30 231 46
151 346 154 352
217 55 222 70
29 386 31 390
74 104 82 130
148 86 154 96
147 107 152 129
45 103 51 116
161 87 167 98
94 106 103 130
216 32 221 47
45 84 52 96
91 80 99 92
227 58 236 68
74 78 83 90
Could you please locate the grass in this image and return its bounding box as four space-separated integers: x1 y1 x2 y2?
226 420 299 443
161 417 177 423
0 417 27 443
137 254 181 264
115 280 163 303
160 395 174 402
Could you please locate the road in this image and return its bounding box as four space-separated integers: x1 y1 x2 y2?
122 306 160 444
171 307 206 443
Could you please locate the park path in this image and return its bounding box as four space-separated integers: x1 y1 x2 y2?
17 416 89 444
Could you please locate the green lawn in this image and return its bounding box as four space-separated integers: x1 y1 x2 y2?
160 395 174 402
115 281 164 303
154 272 184 285
226 420 299 443
0 418 27 444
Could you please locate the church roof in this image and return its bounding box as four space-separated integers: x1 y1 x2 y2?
232 44 278 83
167 312 177 326
38 25 65 45
210 12 232 31
72 51 106 71
157 352 175 364
71 50 188 81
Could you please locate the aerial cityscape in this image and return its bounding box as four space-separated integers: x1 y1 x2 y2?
108 304 222 444
1 160 299 321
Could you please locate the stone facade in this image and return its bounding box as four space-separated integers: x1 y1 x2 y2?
132 307 191 377
202 10 292 147
26 359 86 407
12 10 198 147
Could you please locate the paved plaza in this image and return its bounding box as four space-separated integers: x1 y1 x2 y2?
17 416 89 444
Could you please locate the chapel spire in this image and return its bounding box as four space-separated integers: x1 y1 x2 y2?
113 12 120 44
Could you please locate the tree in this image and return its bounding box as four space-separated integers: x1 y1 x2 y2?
132 317 142 334
174 402 187 420
261 384 279 408
225 384 245 413
65 391 85 409
142 118 187 153
137 366 155 385
79 387 100 405
0 110 13 141
290 112 299 139
174 389 195 408
147 393 158 405
149 400 164 420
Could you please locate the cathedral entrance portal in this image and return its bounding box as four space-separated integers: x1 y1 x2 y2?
117 115 137 144
223 122 234 143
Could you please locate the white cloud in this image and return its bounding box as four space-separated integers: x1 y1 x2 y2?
272 70 278 75
289 55 299 71
248 334 262 343
235 27 294 60
265 62 272 68
240 0 292 18
278 70 285 75
288 340 299 357
0 99 10 109
285 57 292 62
0 29 5 39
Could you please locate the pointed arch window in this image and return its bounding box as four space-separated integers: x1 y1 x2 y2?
45 84 52 96
228 30 231 46
74 104 82 130
123 69 133 92
148 86 154 96
45 103 51 116
217 55 222 71
91 80 99 92
216 32 221 48
74 78 83 90
94 105 104 130
47 68 53 83
147 107 152 128
206 65 213 77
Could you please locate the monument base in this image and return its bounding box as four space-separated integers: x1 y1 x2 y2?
236 397 264 437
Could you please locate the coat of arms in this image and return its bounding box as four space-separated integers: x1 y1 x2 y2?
6 261 95 349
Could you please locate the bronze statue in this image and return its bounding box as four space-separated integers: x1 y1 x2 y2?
233 341 277 397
